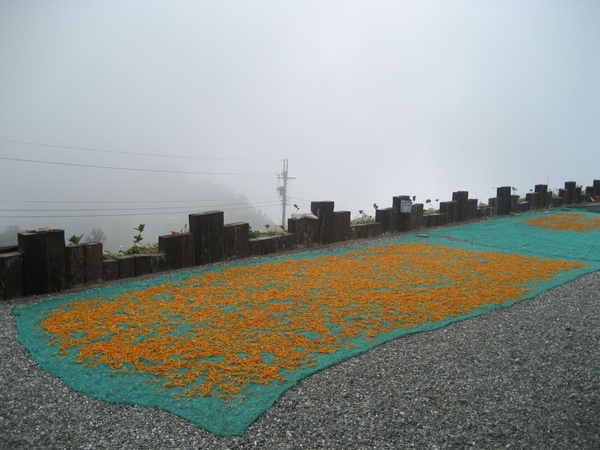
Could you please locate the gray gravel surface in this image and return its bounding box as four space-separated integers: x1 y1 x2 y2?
1 252 599 449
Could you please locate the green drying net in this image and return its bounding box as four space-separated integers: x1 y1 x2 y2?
14 209 600 436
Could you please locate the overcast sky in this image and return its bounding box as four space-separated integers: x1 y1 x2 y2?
1 0 599 249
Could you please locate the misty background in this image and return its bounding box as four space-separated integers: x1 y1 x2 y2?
1 0 598 251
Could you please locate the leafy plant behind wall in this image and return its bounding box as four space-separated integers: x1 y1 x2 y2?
126 224 145 254
67 234 84 245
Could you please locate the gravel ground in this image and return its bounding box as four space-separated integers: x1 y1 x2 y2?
1 242 599 449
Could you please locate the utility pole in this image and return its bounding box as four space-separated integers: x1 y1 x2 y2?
277 159 295 230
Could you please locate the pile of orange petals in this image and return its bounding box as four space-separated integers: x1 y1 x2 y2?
523 211 600 233
40 242 586 402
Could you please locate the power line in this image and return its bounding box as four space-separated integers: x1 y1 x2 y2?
0 196 276 205
0 156 277 176
0 201 281 212
0 139 281 162
0 202 282 219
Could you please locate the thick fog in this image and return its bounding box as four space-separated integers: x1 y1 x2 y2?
1 0 599 251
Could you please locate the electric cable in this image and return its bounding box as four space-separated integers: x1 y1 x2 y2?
0 139 281 162
0 156 276 176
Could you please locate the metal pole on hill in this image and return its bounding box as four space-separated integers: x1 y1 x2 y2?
277 159 295 230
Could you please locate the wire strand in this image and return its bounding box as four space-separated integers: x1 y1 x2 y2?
0 203 282 219
0 139 282 162
0 156 277 176
0 197 275 204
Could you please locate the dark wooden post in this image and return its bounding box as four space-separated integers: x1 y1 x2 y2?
159 233 195 270
487 197 498 217
287 218 304 246
18 229 66 296
375 207 395 234
511 195 520 213
535 184 549 209
116 255 135 279
564 181 576 205
311 201 335 245
84 243 103 285
279 233 295 251
333 211 351 242
134 254 163 276
0 252 23 300
102 259 120 282
189 210 224 265
65 244 85 289
467 199 478 221
553 195 564 207
440 201 458 224
410 203 424 230
526 192 540 210
392 195 411 232
249 236 279 256
558 188 568 205
452 191 469 222
223 223 249 259
304 217 319 246
585 186 595 201
288 217 319 247
208 211 225 260
574 186 582 204
496 186 512 215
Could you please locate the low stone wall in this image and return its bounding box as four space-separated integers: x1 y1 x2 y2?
2 179 597 300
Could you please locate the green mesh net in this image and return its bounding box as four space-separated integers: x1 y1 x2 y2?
13 209 600 436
